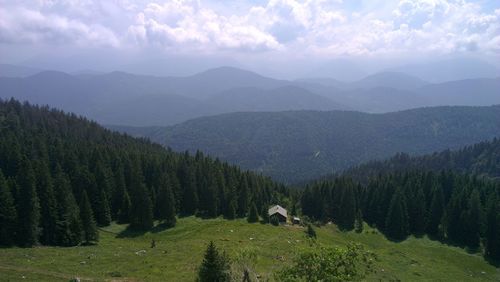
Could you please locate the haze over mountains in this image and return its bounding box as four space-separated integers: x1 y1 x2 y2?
1 59 499 126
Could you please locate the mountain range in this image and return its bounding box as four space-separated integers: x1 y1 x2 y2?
1 65 499 126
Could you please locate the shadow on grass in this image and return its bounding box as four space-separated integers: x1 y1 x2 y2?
116 222 176 238
151 223 175 234
116 226 148 238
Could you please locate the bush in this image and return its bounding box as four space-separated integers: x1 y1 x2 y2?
276 243 377 281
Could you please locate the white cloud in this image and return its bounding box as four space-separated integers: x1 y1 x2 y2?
0 6 120 47
0 0 499 56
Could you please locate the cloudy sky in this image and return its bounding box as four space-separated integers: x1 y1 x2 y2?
1 0 499 76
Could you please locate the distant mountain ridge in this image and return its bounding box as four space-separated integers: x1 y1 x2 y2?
116 105 500 183
1 66 500 126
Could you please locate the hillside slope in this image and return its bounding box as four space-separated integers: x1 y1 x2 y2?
0 217 497 281
124 105 500 183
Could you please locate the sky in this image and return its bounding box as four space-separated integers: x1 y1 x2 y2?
0 0 499 77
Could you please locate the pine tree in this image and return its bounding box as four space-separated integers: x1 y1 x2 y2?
179 162 198 215
354 209 364 233
197 241 231 282
462 190 481 249
16 157 40 247
237 176 249 217
410 188 427 235
260 205 269 223
385 189 409 240
118 190 131 224
34 161 58 245
485 194 500 260
53 166 82 246
338 186 356 230
80 191 98 244
226 200 237 220
427 185 445 237
247 202 259 223
95 189 111 226
0 170 17 246
156 174 176 227
130 183 154 230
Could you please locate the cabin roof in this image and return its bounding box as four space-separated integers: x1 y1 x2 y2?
268 205 287 218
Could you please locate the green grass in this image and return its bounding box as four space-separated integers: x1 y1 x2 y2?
0 217 498 281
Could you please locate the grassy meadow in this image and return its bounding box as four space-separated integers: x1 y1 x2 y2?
0 217 498 281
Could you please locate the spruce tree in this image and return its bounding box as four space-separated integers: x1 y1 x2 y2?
53 166 82 246
385 189 409 240
338 186 356 230
427 185 445 237
485 194 500 260
80 191 98 244
34 161 58 245
130 183 154 230
260 205 269 223
95 189 111 226
226 200 237 220
156 174 176 227
462 190 481 249
247 202 259 223
118 190 131 224
197 241 231 282
410 188 427 235
16 157 40 247
179 162 198 215
0 170 17 246
354 209 364 233
237 176 249 217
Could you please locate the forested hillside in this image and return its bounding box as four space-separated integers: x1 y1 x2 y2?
302 171 500 260
128 105 500 183
0 99 289 247
343 138 500 183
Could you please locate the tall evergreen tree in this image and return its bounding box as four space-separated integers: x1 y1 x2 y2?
260 205 269 223
462 190 482 249
156 174 176 227
53 166 82 246
95 189 111 226
34 161 58 245
80 191 98 244
118 190 131 224
485 194 500 260
409 187 427 235
354 209 364 233
0 170 17 246
197 241 231 282
237 176 249 218
247 202 259 223
427 185 445 237
338 185 356 230
385 189 409 240
179 162 198 215
16 157 40 247
130 183 154 230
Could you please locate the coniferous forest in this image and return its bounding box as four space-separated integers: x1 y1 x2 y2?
0 99 289 247
301 171 500 260
1 98 499 271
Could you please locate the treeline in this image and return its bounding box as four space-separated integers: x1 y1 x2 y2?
343 138 500 183
301 171 500 260
0 99 289 247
